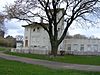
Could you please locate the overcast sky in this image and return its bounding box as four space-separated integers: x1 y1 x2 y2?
1 0 100 38
0 0 27 37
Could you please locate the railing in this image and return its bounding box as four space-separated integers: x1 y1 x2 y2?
11 48 100 55
11 48 50 54
66 50 100 55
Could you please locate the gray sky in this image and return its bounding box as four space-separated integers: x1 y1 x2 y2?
0 0 26 37
1 0 100 38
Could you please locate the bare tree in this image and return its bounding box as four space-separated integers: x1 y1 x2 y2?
0 13 6 37
5 0 100 56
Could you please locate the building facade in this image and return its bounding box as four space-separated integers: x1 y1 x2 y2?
23 23 51 50
64 38 100 55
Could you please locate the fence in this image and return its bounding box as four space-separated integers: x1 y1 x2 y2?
11 48 100 55
66 51 100 56
11 48 50 54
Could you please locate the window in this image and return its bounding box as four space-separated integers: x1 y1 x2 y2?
42 46 46 48
37 27 40 32
80 44 84 51
87 44 91 51
58 28 60 31
67 44 71 51
73 44 78 51
93 44 98 51
34 45 37 47
33 29 35 32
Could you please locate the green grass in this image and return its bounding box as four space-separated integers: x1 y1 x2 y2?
5 52 100 65
0 58 100 75
0 47 8 51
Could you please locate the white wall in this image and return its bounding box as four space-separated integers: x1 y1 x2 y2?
64 38 100 52
23 25 51 50
23 27 31 47
30 25 50 50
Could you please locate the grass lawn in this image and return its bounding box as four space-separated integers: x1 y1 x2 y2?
0 47 8 51
5 52 100 66
0 58 100 75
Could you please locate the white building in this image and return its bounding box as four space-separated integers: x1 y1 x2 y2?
22 9 64 51
12 9 100 55
63 38 100 55
22 22 51 50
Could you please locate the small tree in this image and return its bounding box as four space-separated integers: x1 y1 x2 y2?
5 0 100 56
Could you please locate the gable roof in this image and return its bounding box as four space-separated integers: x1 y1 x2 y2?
22 22 48 27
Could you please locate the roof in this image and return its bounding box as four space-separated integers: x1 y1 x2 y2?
22 22 48 27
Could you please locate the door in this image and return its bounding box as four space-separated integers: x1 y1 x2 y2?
25 40 28 47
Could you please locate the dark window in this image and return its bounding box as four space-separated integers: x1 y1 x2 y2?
93 44 98 51
33 29 35 32
67 44 71 51
37 27 40 32
73 44 78 51
80 44 84 51
58 28 60 31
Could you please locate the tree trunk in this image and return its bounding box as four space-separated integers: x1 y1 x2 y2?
51 42 58 56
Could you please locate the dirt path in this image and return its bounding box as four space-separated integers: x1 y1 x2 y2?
0 52 100 72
